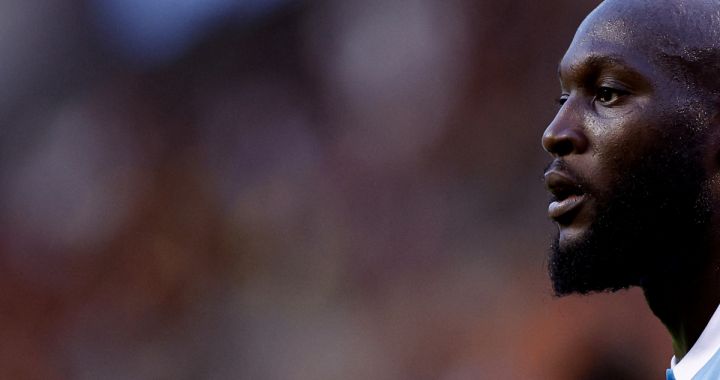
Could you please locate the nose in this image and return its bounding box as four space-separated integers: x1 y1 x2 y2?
542 107 589 156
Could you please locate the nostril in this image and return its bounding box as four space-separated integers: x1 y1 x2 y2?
552 139 575 156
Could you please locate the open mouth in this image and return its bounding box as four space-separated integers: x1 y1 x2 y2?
544 170 587 224
549 193 587 224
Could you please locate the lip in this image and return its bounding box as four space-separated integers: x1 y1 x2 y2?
544 169 587 223
548 194 587 222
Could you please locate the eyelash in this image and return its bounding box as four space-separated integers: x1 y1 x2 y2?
556 95 569 106
555 86 628 108
594 86 627 105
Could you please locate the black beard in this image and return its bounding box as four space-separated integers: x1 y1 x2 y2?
548 132 712 296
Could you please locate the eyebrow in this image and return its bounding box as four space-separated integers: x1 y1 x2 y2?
558 54 647 85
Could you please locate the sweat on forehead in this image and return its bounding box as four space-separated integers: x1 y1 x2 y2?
579 0 720 52
567 0 720 93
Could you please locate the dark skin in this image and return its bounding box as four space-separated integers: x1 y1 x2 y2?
543 0 720 360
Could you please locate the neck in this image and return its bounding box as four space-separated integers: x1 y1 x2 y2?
643 261 720 360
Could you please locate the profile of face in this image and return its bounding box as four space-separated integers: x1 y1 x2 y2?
542 0 716 296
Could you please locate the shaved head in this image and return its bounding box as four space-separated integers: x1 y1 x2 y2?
579 0 720 94
582 0 720 48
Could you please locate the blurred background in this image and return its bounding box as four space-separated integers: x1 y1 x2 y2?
0 0 671 379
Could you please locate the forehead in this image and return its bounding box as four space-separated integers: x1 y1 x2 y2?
559 0 720 83
559 37 654 84
559 8 658 81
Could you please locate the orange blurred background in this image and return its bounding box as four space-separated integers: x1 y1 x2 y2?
0 0 670 378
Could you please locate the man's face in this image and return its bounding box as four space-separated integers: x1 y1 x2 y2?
542 5 713 295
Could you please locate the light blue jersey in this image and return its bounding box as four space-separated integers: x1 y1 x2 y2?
692 348 720 379
668 305 720 380
668 349 720 380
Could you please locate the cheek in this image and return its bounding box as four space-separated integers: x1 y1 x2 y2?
588 114 661 165
581 119 663 197
583 94 659 158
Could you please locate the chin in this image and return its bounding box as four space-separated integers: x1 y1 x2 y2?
548 225 641 296
557 226 585 248
555 217 595 252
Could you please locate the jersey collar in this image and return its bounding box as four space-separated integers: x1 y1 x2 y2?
671 303 720 379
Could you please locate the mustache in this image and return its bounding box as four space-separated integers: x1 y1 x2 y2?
544 159 570 175
543 159 591 197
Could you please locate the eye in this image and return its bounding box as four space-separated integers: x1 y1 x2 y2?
595 87 626 105
556 94 569 106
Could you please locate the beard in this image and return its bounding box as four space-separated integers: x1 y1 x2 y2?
548 123 713 296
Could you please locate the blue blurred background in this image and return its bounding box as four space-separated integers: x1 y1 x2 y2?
0 0 670 378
